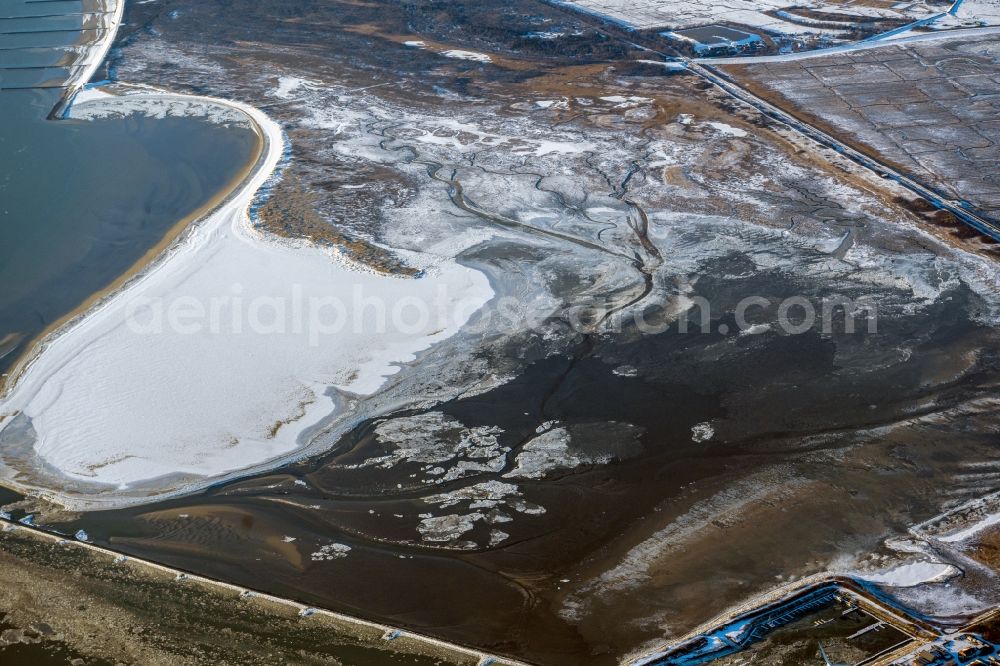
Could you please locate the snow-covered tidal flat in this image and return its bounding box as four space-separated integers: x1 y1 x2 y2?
0 92 493 508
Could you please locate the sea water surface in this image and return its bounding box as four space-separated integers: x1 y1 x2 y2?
1 0 258 375
0 88 258 373
0 5 471 664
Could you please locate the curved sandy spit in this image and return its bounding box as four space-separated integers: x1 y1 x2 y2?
70 0 125 97
1 92 266 398
0 90 493 510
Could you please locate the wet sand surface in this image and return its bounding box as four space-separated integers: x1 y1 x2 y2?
67 265 1000 662
3 0 1000 664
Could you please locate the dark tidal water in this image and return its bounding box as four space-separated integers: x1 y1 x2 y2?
0 0 258 374
0 87 257 374
6 3 1000 666
61 245 1000 665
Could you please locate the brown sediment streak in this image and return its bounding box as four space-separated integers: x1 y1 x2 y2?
0 109 265 399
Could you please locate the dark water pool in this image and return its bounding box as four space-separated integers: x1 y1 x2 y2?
0 87 257 374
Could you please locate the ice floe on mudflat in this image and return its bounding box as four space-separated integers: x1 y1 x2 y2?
505 427 584 479
417 480 546 547
311 542 352 561
418 513 484 545
690 422 715 443
347 412 509 484
70 94 252 128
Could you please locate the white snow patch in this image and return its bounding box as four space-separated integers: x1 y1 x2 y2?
740 323 772 336
600 95 651 105
418 513 483 542
0 96 493 497
424 480 521 509
691 422 715 443
440 49 492 63
704 121 748 138
489 529 509 546
311 543 352 561
72 87 114 105
70 94 249 127
858 561 960 587
505 428 589 479
272 76 322 100
350 412 507 483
